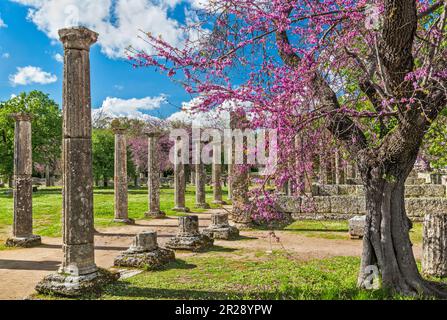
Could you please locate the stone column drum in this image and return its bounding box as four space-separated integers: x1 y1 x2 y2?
203 213 239 240
36 27 118 297
212 142 226 205
194 138 210 209
6 113 41 248
146 132 166 218
114 128 134 224
166 216 214 252
173 137 190 212
334 150 345 185
114 231 175 270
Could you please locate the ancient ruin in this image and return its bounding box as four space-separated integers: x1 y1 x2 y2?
166 216 214 252
203 213 239 240
212 141 226 205
173 137 190 213
422 213 447 277
36 27 117 297
114 231 175 270
194 137 210 209
145 132 166 218
6 113 41 248
113 127 134 224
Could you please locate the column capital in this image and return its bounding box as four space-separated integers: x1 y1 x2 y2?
10 112 32 122
59 27 98 51
112 127 127 135
144 130 162 138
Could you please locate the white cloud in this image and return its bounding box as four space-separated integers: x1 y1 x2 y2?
10 0 203 59
9 66 58 86
53 53 63 63
1 52 10 59
0 14 7 28
96 95 167 119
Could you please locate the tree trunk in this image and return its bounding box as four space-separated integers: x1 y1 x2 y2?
103 177 108 188
45 165 51 187
422 213 447 278
357 166 447 297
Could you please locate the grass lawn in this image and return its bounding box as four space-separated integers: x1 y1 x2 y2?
0 185 230 249
284 220 423 244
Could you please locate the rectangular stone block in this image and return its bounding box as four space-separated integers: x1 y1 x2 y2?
405 198 447 218
330 196 360 215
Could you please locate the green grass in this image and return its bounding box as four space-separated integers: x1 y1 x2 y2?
0 185 230 244
98 252 395 300
285 220 424 243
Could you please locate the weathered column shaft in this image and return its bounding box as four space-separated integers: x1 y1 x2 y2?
60 27 98 276
12 114 33 238
212 143 224 203
146 133 165 217
227 164 233 199
335 150 345 185
230 110 251 225
173 138 188 211
195 139 209 208
114 129 129 221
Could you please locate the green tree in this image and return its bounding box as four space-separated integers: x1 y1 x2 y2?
92 128 136 187
0 91 62 183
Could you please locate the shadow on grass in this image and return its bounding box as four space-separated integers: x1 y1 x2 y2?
202 245 238 253
285 228 348 233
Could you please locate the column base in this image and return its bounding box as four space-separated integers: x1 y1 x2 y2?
166 234 214 252
195 203 211 209
6 235 41 248
145 211 166 219
35 268 119 298
172 207 190 213
212 200 227 205
203 226 239 240
114 247 175 270
113 218 136 225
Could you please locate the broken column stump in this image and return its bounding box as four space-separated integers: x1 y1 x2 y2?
203 213 239 240
422 212 447 277
166 216 213 252
349 215 366 239
114 231 175 270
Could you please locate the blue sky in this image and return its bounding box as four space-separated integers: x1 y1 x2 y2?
0 0 204 120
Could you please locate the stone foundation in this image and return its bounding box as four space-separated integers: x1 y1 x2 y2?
166 216 214 252
114 231 175 269
203 213 239 240
145 210 166 219
113 218 136 225
6 235 41 248
35 268 119 297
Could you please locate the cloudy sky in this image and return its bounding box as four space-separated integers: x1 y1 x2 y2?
0 0 209 119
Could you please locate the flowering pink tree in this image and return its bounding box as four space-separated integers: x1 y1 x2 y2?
131 1 447 296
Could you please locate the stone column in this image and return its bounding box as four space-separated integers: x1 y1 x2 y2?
212 142 226 204
36 27 117 297
227 164 233 200
422 213 447 277
6 113 41 248
335 150 345 185
113 128 133 224
190 166 196 185
194 137 210 209
173 137 190 212
230 110 251 226
146 132 165 218
346 162 357 184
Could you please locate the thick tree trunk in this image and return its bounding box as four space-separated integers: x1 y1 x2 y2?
422 213 447 277
103 177 108 188
357 166 447 297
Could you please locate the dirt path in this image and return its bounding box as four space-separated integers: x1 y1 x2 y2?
0 207 422 300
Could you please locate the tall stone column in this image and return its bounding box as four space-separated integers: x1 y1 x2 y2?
346 162 357 184
36 27 117 297
173 137 190 212
334 150 345 185
146 132 165 218
6 113 41 248
113 128 133 224
212 141 226 204
194 138 210 209
230 110 251 226
227 164 233 200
